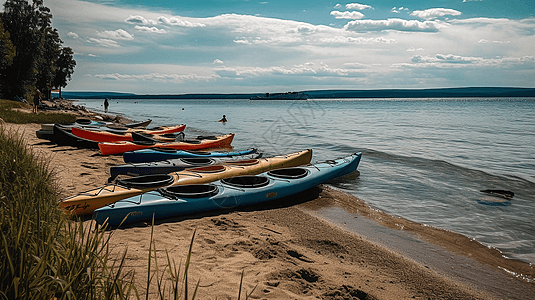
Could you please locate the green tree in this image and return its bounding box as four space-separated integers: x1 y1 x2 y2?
0 18 15 70
0 17 16 98
52 46 76 99
1 0 75 101
36 27 61 99
1 0 42 100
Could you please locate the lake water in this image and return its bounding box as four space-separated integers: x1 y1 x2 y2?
77 97 535 264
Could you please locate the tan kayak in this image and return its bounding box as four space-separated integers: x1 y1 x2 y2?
59 149 313 215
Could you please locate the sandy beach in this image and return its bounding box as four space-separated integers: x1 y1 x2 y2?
4 108 535 299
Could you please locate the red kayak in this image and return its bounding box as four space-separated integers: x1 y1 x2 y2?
71 124 186 143
98 133 235 155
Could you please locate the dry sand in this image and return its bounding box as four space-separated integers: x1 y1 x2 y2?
4 117 535 300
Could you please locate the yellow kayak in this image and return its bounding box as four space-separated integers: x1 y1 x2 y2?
59 149 312 215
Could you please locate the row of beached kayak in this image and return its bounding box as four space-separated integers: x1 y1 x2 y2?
36 119 362 228
37 118 235 155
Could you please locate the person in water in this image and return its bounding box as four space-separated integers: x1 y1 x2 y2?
104 98 109 112
218 115 227 122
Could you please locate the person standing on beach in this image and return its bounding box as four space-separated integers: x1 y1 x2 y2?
33 89 41 113
104 98 109 112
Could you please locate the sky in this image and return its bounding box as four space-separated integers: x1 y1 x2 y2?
2 0 534 94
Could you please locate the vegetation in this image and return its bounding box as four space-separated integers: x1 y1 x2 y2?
0 0 76 101
0 99 76 124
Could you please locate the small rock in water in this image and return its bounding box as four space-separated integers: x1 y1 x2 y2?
480 189 514 199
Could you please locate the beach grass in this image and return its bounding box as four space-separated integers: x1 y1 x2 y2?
0 99 77 124
0 125 136 299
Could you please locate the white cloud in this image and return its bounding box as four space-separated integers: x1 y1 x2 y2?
94 72 219 82
297 26 317 34
449 17 535 38
391 7 409 14
343 62 368 69
344 18 442 32
125 15 157 25
213 59 224 64
67 32 79 39
346 3 372 10
318 36 396 44
37 0 535 92
330 11 365 20
213 62 366 78
158 16 206 27
375 37 397 44
96 29 134 40
409 54 535 67
452 17 534 28
334 4 342 9
233 34 304 45
478 39 510 44
411 8 462 20
412 54 478 64
134 26 167 33
233 39 250 44
87 38 120 47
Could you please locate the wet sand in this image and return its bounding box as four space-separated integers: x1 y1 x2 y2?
4 118 535 300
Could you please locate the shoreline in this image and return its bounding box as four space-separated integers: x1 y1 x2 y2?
4 103 535 299
57 87 535 99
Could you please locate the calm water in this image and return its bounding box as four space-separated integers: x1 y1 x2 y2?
77 97 535 264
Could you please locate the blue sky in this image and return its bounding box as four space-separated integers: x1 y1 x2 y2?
2 0 534 93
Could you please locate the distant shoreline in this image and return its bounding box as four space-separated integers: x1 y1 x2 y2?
58 87 535 100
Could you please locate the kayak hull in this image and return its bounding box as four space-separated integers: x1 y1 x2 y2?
41 119 151 131
123 148 258 163
94 152 362 227
41 119 110 131
109 153 263 181
36 129 54 141
59 149 312 215
71 124 186 143
98 133 235 156
53 125 99 149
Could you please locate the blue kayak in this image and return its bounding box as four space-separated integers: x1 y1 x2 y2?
93 152 362 227
122 148 258 163
108 153 263 181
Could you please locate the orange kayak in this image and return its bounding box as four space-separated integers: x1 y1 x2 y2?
59 149 312 215
71 124 186 143
98 133 235 156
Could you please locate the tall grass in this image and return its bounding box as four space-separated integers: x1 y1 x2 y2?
0 99 76 124
0 126 135 299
